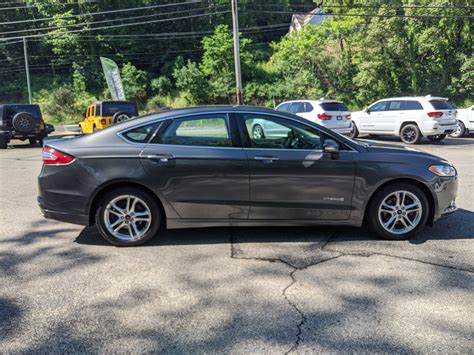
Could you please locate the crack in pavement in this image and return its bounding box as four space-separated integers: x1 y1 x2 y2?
322 232 474 274
228 227 473 353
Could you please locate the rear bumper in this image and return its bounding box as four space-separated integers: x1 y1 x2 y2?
421 121 457 136
38 196 89 225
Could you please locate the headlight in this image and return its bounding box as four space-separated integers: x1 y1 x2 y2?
428 165 456 177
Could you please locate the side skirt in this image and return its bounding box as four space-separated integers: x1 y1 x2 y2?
166 218 363 230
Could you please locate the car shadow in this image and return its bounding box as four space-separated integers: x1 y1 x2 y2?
75 208 474 247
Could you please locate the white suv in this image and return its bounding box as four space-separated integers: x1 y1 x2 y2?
276 99 352 135
450 105 474 138
350 96 458 144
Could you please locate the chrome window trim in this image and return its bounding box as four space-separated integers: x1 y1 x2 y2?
116 109 361 152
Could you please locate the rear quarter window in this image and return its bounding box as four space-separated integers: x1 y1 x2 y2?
405 101 423 110
320 102 349 111
429 100 454 110
122 123 158 143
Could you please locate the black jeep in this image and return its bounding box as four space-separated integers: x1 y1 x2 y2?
0 104 54 149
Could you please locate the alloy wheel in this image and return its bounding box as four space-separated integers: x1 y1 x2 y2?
378 190 422 235
252 125 264 139
401 126 417 143
103 195 152 241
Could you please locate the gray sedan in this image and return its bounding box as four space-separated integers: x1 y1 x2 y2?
38 106 458 246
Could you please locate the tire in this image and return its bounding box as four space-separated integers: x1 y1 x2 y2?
37 135 45 147
400 124 421 144
252 124 265 139
95 187 161 246
0 135 7 149
93 125 98 133
427 134 446 142
348 123 359 139
449 121 465 138
112 111 131 124
12 112 36 134
28 137 37 145
367 183 429 240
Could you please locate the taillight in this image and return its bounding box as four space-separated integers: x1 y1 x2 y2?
317 113 332 120
100 118 107 125
42 147 75 165
427 111 443 118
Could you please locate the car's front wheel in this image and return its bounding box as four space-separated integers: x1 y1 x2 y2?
450 121 465 138
95 188 161 246
367 183 429 240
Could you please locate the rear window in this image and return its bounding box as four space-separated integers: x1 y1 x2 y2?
429 100 454 110
102 102 138 116
320 102 349 111
4 105 41 119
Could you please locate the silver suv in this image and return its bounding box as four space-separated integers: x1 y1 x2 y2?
276 99 352 135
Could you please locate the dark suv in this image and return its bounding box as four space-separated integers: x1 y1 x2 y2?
0 104 54 149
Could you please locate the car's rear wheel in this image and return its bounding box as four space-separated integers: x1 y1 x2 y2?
95 188 161 246
348 123 359 139
449 121 465 138
252 124 265 139
28 137 37 145
367 183 429 240
427 134 446 142
400 124 421 144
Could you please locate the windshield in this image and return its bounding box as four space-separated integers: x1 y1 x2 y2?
102 102 138 116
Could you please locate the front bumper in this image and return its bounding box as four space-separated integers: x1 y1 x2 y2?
432 175 458 221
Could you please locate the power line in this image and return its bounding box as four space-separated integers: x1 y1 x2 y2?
241 9 474 19
0 5 221 36
0 10 231 41
0 1 89 11
0 0 202 26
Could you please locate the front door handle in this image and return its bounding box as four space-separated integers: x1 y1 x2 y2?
146 154 175 162
254 156 280 163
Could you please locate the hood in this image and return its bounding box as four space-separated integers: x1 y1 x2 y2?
358 139 445 161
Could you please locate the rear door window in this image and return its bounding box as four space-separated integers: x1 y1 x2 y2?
430 100 454 110
387 101 405 111
290 102 306 113
159 114 233 147
320 102 349 111
405 101 423 110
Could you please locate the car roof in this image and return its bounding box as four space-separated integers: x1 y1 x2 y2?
375 96 448 101
94 101 136 105
278 99 343 105
0 103 40 107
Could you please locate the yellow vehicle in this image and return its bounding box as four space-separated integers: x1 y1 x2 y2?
79 100 139 134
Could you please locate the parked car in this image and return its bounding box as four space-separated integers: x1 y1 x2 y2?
0 104 54 149
38 106 458 246
450 105 474 138
350 96 458 144
79 100 138 134
276 99 352 136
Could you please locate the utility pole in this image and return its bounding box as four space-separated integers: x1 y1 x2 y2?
231 0 243 105
23 37 32 104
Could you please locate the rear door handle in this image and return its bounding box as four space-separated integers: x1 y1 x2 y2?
146 154 175 162
254 156 280 163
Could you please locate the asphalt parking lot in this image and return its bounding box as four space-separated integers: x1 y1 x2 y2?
1 136 473 353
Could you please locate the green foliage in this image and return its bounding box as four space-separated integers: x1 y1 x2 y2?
121 63 148 103
151 76 173 97
172 60 209 104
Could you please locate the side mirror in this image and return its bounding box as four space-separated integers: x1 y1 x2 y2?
82 112 86 118
471 106 474 111
364 107 370 113
323 139 339 158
